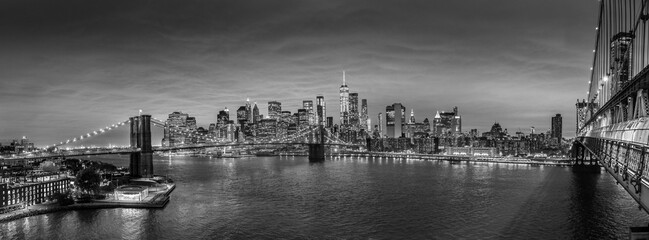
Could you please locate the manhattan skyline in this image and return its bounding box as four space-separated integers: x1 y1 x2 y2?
0 0 597 145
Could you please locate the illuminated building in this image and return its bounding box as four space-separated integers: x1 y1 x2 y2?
326 117 333 128
1 178 71 209
257 118 277 141
349 93 359 128
237 106 247 125
551 114 562 143
340 71 349 126
163 111 189 147
114 185 149 201
297 109 308 129
386 103 405 138
404 109 429 138
245 98 252 123
268 101 282 119
186 117 197 130
433 107 461 136
253 103 260 124
361 99 369 131
217 108 230 138
378 113 383 136
316 96 326 126
303 100 315 125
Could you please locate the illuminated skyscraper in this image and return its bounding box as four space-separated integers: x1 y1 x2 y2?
433 107 462 136
349 93 359 128
409 109 415 124
340 71 349 126
253 103 260 124
303 100 315 125
237 106 248 125
245 98 252 123
297 109 308 128
386 103 405 138
361 99 369 131
378 113 383 135
164 111 189 147
268 101 282 119
551 114 562 143
316 96 326 126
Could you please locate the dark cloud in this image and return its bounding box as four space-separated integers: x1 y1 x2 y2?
0 0 598 145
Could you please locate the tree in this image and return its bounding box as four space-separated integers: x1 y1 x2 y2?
76 168 101 195
51 190 74 206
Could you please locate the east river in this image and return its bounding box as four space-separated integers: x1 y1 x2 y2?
2 155 649 239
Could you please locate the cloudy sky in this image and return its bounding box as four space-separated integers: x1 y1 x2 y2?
0 0 598 146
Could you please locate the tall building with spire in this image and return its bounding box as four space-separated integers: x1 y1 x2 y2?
245 98 252 123
339 71 350 126
409 109 415 124
433 107 462 136
316 96 326 126
252 103 260 124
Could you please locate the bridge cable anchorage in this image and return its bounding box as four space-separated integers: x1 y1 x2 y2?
47 119 130 149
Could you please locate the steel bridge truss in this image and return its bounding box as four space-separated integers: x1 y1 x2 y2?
576 137 649 211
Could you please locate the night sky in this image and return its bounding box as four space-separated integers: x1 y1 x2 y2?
0 0 598 146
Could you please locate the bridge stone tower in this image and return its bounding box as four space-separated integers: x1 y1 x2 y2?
129 115 154 178
308 125 326 162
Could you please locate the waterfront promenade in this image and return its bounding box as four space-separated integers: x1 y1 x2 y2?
278 152 573 167
0 184 175 223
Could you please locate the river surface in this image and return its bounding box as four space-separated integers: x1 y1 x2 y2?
2 155 649 239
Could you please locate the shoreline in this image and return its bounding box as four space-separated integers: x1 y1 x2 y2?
0 184 176 223
331 152 574 167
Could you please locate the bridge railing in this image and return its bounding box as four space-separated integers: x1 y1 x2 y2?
578 136 648 187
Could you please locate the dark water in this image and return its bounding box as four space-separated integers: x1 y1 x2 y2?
2 155 648 239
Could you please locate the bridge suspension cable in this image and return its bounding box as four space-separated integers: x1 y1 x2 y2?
46 119 130 149
589 0 647 105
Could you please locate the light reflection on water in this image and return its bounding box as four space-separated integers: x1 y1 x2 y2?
1 155 648 239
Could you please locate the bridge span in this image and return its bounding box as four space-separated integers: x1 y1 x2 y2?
577 0 649 213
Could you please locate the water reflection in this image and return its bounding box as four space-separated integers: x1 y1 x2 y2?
1 156 648 239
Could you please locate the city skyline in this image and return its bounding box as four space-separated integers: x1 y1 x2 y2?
0 0 596 145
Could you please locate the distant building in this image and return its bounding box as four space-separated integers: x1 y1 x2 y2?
268 101 282 120
482 122 506 139
245 98 252 123
257 118 277 141
377 113 383 136
432 107 461 136
1 178 71 209
297 109 308 128
386 103 406 138
361 99 369 131
404 109 429 138
339 71 350 126
303 100 315 125
316 96 326 126
349 93 359 128
551 114 562 143
237 106 248 125
253 103 260 124
326 117 333 128
163 111 189 147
